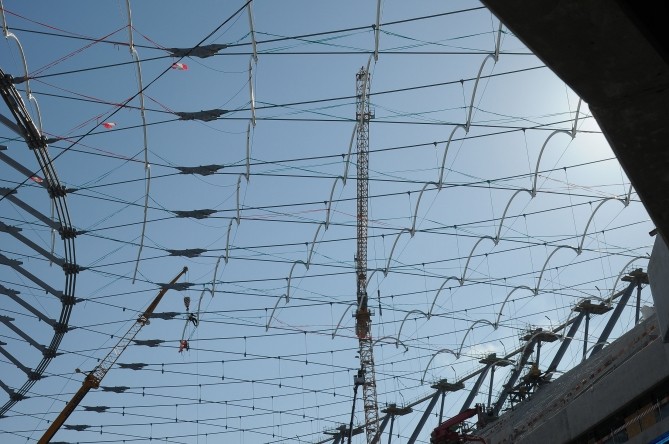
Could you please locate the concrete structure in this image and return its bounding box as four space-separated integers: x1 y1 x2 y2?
475 310 669 443
469 3 669 442
470 237 666 443
649 236 669 341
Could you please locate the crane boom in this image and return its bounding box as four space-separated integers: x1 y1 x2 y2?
355 65 379 444
430 404 484 444
38 267 188 444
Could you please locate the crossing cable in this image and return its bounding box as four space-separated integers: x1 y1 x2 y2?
0 0 254 208
4 6 491 83
22 65 547 120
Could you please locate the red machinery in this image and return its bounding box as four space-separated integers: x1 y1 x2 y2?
430 404 486 444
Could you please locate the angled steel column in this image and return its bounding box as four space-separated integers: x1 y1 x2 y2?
0 221 64 265
0 378 26 401
0 188 59 229
372 415 390 443
487 366 495 410
461 365 491 412
582 312 590 361
407 391 440 444
0 345 34 377
438 391 446 423
547 312 584 373
0 254 62 298
0 316 46 353
0 149 46 190
0 284 56 326
591 281 635 356
493 340 536 416
387 415 395 444
626 269 648 325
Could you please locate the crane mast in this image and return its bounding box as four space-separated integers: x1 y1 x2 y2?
355 66 379 444
38 267 188 444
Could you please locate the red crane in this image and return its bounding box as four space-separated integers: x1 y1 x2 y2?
430 404 486 444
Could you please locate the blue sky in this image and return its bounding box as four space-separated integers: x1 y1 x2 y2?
0 1 653 443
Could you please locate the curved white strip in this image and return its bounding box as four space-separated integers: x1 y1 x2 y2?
410 182 439 235
396 309 429 346
126 1 152 284
266 293 287 331
384 228 412 276
211 256 222 297
332 302 356 338
4 33 29 92
536 245 579 293
27 93 43 133
437 125 467 187
249 57 256 126
494 285 535 328
132 166 151 283
247 3 258 63
325 176 344 229
495 189 533 243
624 184 633 206
245 122 252 182
457 319 495 358
531 130 573 196
366 268 379 288
286 260 308 302
571 98 582 137
493 22 503 62
124 1 135 48
609 256 649 302
577 197 626 254
2 28 44 132
460 236 496 285
224 218 236 264
421 348 458 384
374 336 408 352
465 54 495 132
235 175 242 225
306 223 325 268
0 2 8 34
428 275 460 317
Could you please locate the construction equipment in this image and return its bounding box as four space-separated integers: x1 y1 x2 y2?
430 404 486 444
38 267 188 443
354 65 380 444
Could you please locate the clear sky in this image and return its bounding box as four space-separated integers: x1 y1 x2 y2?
0 1 653 443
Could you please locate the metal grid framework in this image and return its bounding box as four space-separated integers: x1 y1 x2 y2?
0 68 78 415
354 66 379 444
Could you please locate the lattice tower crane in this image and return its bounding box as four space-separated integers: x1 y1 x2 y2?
354 66 380 444
38 267 188 444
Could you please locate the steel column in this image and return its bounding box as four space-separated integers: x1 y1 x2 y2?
547 311 584 373
461 365 491 412
493 341 536 416
591 281 635 356
407 390 440 444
